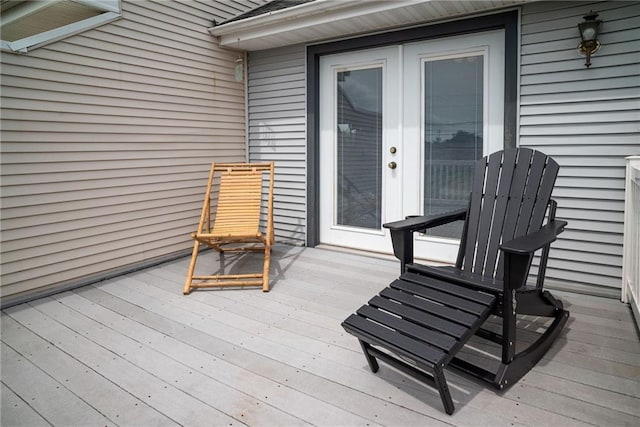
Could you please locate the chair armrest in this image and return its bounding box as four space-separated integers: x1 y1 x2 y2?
384 208 467 232
500 220 567 255
500 220 567 292
384 208 467 273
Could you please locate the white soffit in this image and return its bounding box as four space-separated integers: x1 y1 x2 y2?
1 0 121 53
209 0 529 51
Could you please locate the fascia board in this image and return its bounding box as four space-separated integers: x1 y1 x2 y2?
74 0 121 14
209 0 430 46
209 0 337 36
3 11 121 53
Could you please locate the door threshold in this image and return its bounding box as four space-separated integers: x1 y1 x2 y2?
314 244 452 267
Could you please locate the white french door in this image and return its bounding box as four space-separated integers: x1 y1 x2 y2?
319 31 505 263
319 46 400 254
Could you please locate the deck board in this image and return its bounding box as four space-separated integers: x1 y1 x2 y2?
0 382 50 427
2 244 639 426
72 286 449 427
1 338 116 427
1 314 175 426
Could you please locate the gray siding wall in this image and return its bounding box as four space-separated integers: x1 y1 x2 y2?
0 0 266 304
247 44 307 245
520 1 640 296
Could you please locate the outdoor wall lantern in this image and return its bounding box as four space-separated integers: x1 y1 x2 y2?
578 11 603 68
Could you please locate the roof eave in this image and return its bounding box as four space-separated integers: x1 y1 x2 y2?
208 0 460 50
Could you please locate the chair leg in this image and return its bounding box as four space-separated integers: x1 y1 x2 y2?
183 240 200 295
262 244 271 292
433 365 455 415
358 340 379 373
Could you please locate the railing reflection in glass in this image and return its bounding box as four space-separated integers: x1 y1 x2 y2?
423 55 484 238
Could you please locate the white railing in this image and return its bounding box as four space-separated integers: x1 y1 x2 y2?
622 156 640 330
425 159 476 201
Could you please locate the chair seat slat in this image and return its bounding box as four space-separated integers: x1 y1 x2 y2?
371 293 468 337
379 287 478 328
356 305 457 351
343 314 446 367
401 271 497 304
391 279 489 316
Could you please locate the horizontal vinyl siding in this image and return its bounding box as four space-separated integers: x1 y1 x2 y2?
520 1 640 296
0 0 267 303
247 44 307 244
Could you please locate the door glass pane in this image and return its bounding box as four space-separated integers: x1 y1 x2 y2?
423 56 483 238
336 67 383 229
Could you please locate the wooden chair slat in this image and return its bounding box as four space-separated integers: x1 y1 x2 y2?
473 151 503 274
379 287 478 328
514 150 547 238
495 148 535 277
356 305 457 352
484 149 518 276
374 291 470 335
530 158 559 231
462 156 488 271
343 314 446 367
401 272 496 305
390 279 489 317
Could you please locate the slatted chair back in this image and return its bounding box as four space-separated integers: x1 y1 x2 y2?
456 148 559 281
211 167 265 238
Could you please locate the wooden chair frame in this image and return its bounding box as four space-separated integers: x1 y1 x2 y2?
342 148 569 414
183 162 275 294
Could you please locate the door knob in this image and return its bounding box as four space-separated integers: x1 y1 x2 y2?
390 146 397 154
388 161 397 170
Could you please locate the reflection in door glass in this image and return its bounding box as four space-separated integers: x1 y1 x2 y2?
424 56 483 238
336 68 382 229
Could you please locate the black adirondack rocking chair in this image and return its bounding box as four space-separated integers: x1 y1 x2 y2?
342 148 569 414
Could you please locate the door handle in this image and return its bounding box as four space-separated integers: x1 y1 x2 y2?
388 161 397 170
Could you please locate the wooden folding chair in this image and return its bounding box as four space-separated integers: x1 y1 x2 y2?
183 162 275 294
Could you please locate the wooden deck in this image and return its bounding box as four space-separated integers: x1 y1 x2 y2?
2 244 639 426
